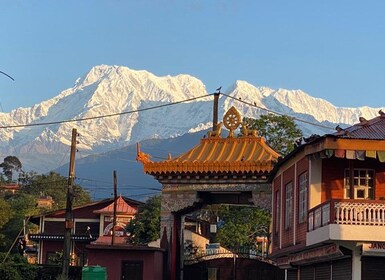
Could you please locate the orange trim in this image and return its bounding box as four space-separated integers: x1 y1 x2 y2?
304 138 385 155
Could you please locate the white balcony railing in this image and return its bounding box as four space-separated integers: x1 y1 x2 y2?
308 200 385 231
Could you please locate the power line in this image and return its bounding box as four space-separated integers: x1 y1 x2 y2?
0 70 14 81
0 92 336 131
0 94 213 129
221 92 336 131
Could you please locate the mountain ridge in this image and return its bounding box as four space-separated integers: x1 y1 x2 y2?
1 64 383 174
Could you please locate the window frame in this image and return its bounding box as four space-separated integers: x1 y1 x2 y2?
344 168 375 200
285 182 293 230
298 172 308 224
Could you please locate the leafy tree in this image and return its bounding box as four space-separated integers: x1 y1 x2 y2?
0 253 38 280
0 171 91 252
126 195 161 244
215 205 270 249
0 199 12 229
0 156 22 183
0 194 39 251
22 171 91 210
243 114 303 156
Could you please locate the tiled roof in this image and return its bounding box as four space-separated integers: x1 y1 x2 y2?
333 113 385 140
141 135 280 174
93 196 137 215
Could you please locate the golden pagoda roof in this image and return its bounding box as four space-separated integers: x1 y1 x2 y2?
139 135 280 175
137 106 280 175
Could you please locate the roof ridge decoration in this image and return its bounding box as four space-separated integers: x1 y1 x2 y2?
207 106 258 138
223 106 242 138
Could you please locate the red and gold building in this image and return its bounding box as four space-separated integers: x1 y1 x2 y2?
270 111 385 280
138 106 280 280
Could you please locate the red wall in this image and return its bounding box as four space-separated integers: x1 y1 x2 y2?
41 241 63 264
281 165 295 249
271 156 309 256
295 157 309 245
87 247 164 280
321 157 385 201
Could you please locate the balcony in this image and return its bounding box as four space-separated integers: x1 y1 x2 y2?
307 199 385 246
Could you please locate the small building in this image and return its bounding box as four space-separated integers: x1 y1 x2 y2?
28 196 142 266
270 112 385 280
0 183 20 194
36 196 54 209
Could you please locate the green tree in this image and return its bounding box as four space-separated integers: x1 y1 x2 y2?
0 156 22 183
243 114 303 156
0 199 12 229
126 195 161 244
0 171 91 252
215 205 270 249
22 171 91 210
0 253 38 280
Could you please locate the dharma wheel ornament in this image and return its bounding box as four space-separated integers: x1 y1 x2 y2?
223 106 242 138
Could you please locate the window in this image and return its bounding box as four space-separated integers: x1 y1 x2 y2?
275 190 280 234
121 261 143 280
208 268 218 280
285 182 293 229
298 172 308 223
344 169 374 199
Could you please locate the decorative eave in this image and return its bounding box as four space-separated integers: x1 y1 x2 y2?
137 106 280 178
304 137 385 156
139 136 279 175
28 234 98 242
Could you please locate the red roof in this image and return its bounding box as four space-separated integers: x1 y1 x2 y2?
93 196 138 215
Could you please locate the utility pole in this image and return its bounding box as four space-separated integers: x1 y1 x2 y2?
61 128 77 278
111 170 117 245
212 91 220 131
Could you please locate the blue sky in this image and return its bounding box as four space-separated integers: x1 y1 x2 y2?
1 0 385 112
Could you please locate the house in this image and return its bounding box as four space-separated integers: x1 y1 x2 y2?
0 183 20 194
270 111 385 280
36 196 54 209
28 196 142 266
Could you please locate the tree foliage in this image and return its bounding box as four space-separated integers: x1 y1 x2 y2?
0 160 91 252
22 171 91 210
0 253 38 280
0 199 12 229
0 156 22 183
243 114 303 156
215 205 270 249
126 195 161 244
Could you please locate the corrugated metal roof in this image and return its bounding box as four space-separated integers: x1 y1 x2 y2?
333 114 385 140
142 135 280 174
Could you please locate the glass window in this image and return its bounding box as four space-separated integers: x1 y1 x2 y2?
275 190 280 233
285 182 293 229
344 169 374 199
298 172 308 224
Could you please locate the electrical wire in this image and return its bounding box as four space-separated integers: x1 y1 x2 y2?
0 94 213 129
220 92 336 130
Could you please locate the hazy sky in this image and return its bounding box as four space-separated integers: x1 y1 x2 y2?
1 0 385 112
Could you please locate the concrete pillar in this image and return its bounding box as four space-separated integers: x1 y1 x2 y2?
351 245 362 280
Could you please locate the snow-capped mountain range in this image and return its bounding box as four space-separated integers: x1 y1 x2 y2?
0 65 382 173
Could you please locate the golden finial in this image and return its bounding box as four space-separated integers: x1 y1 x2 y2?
223 106 241 138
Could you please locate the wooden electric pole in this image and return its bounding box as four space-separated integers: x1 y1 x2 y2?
212 91 220 131
61 128 77 278
111 170 117 245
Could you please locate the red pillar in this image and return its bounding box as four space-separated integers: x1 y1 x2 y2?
171 213 181 280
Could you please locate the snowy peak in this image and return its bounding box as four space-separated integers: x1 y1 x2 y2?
0 65 383 173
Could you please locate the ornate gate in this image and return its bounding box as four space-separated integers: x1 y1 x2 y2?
137 106 280 280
